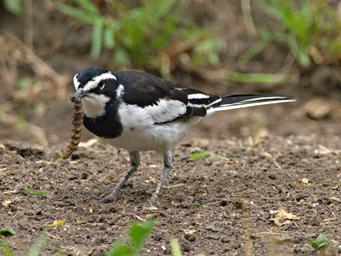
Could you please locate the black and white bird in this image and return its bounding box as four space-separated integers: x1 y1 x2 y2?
72 67 295 202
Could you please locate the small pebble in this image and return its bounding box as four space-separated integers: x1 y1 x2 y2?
184 234 196 242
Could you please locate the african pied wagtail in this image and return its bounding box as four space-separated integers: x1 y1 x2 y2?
72 67 295 203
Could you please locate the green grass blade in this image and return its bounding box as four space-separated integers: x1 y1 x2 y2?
189 151 211 160
0 228 15 237
114 48 130 66
24 189 48 196
240 28 277 64
54 2 96 24
296 47 311 67
106 219 154 256
27 234 46 256
309 234 331 249
129 219 155 252
106 243 131 256
104 26 115 49
74 0 98 13
91 18 104 59
287 37 311 67
149 0 177 18
170 238 182 256
255 0 283 22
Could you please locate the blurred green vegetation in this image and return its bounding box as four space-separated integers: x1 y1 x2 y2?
2 0 340 85
242 0 341 67
0 233 46 256
106 219 154 256
0 220 154 256
0 219 200 256
1 220 334 255
54 0 222 77
2 0 22 15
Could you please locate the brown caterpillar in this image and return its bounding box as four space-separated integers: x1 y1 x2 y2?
62 98 83 159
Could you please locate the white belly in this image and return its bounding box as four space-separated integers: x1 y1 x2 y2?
104 120 198 152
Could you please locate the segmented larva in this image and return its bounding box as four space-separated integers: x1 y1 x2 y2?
62 98 83 159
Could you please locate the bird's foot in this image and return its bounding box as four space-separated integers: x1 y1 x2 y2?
102 191 119 203
142 195 160 210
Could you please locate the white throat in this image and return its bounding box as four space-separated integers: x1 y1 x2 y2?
82 94 110 118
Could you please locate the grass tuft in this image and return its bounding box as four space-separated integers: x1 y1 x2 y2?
54 0 221 75
245 0 341 67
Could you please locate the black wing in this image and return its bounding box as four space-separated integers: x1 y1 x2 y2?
114 70 221 124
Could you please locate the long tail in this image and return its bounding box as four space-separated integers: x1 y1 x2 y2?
207 94 295 114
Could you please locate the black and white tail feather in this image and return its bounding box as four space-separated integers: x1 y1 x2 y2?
190 93 295 115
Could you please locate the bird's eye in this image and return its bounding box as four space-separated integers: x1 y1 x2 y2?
99 81 105 90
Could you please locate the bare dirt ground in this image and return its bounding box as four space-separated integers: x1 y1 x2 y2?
1 133 340 255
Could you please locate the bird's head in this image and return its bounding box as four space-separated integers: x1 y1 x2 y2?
72 67 123 118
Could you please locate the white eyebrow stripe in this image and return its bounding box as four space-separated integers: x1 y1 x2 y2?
83 72 117 91
73 74 80 90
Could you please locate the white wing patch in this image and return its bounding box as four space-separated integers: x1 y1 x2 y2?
188 93 210 99
119 99 187 128
116 84 125 98
145 99 187 123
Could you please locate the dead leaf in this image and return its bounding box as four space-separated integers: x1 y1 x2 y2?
272 208 300 226
148 164 161 168
183 229 196 235
2 200 11 206
330 197 341 203
106 173 114 182
299 178 310 185
3 190 18 194
313 145 339 155
144 206 158 211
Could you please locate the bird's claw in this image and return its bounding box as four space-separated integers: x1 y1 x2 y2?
102 193 118 203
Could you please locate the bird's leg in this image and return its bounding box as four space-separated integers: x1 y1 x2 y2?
103 151 140 202
150 151 173 202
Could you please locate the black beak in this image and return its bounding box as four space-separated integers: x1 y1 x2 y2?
71 88 87 102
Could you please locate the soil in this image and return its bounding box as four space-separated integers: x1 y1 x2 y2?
1 134 340 256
